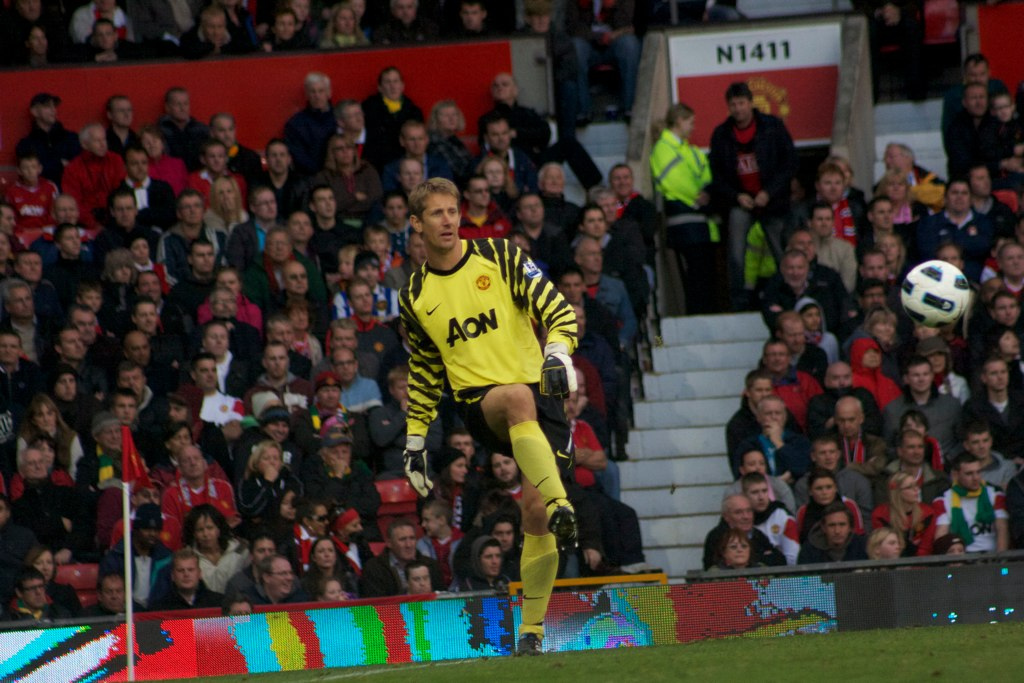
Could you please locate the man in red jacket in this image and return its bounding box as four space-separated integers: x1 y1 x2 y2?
61 122 126 234
458 175 511 240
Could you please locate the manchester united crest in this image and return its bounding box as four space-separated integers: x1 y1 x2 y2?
748 76 790 119
476 275 491 290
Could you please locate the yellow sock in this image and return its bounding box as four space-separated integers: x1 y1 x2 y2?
519 532 558 636
509 421 568 508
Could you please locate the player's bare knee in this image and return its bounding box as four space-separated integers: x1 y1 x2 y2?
504 384 538 425
521 498 547 535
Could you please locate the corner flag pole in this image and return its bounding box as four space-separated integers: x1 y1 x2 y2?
122 480 135 682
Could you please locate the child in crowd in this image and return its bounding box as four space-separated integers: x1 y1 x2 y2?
416 500 463 589
4 152 58 249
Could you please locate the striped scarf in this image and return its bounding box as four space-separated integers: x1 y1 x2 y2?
96 445 116 483
950 483 994 546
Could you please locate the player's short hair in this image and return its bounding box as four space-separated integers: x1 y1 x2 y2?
409 178 460 220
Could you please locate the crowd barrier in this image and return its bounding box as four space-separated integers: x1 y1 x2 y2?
3 558 1022 680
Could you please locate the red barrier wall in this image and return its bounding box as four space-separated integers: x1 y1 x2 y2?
978 5 1024 95
0 41 512 169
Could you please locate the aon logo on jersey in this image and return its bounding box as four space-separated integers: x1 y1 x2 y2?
447 309 497 347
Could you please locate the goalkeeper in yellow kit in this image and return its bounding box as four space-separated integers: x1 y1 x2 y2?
399 178 578 656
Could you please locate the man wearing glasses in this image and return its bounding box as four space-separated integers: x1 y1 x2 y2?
458 175 511 240
8 568 70 622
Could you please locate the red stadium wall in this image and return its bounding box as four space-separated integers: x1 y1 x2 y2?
977 5 1024 94
0 41 512 170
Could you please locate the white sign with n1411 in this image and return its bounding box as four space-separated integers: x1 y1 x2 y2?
669 23 841 77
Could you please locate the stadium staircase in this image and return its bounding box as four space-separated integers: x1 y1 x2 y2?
621 312 768 578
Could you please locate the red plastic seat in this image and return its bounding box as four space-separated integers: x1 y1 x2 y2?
375 479 418 515
368 541 387 557
993 189 1019 213
924 0 960 45
56 563 99 608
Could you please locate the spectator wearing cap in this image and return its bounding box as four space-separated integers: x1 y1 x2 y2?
96 481 182 552
75 411 124 492
932 532 967 555
99 502 174 608
302 420 382 541
161 444 240 530
332 507 373 577
917 336 970 406
233 393 305 484
50 363 102 440
311 371 352 434
369 364 442 478
15 94 82 187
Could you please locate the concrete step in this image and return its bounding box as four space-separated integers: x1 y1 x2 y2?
623 483 723 518
642 546 703 578
659 313 767 345
738 0 852 18
620 454 732 488
628 426 726 460
873 98 942 136
561 122 628 205
640 514 720 549
651 341 763 373
642 368 749 401
633 397 738 429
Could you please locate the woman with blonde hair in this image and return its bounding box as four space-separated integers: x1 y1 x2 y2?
876 169 926 234
866 527 905 560
870 470 937 556
238 439 303 527
427 100 474 184
205 176 249 234
477 155 518 216
649 102 719 314
875 232 908 286
319 3 368 48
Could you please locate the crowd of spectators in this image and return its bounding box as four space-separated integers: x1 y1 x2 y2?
694 55 1024 572
0 0 645 122
0 13 658 616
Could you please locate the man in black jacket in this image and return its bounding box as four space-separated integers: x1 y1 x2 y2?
709 82 798 311
149 548 224 611
0 494 37 605
360 518 443 597
796 502 868 564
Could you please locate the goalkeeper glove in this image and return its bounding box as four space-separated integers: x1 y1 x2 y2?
539 342 577 399
403 435 433 497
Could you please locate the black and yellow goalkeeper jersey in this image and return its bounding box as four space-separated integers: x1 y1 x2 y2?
400 238 577 439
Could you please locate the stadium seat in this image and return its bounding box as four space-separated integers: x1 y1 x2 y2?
369 541 387 557
993 189 1019 213
375 479 418 515
56 563 99 608
924 0 961 46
